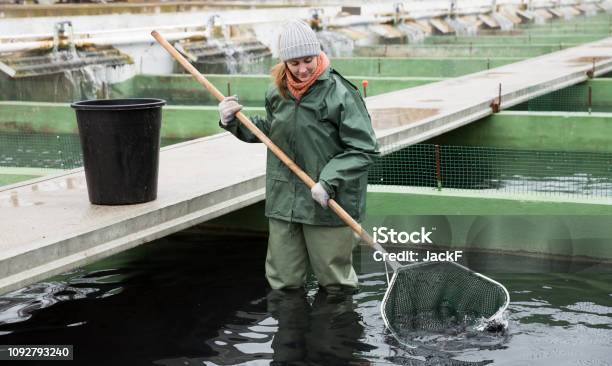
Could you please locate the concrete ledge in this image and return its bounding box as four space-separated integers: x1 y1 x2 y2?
0 133 266 295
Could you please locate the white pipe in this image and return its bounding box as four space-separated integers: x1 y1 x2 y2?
0 15 302 45
0 0 604 53
0 31 203 53
0 24 206 42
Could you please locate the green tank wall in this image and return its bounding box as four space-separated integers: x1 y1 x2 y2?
515 18 612 33
365 191 612 260
510 78 612 112
0 173 38 186
366 191 612 215
427 110 612 153
423 34 607 45
355 44 580 58
0 101 265 139
330 57 519 77
197 192 612 260
110 74 441 106
4 93 612 148
0 72 103 104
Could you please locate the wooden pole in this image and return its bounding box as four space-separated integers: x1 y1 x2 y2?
150 30 397 268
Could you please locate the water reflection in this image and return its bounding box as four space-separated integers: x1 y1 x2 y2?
267 288 370 366
183 288 373 366
0 234 610 365
0 268 124 332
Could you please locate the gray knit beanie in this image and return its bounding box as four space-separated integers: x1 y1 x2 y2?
277 19 321 62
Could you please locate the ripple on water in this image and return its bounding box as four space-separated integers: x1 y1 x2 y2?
0 268 128 327
0 236 611 365
565 302 612 315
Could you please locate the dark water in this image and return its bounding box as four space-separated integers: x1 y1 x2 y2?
0 231 611 365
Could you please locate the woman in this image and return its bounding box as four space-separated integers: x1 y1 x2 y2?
218 19 378 294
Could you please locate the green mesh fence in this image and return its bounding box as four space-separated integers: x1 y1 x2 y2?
3 133 612 198
0 132 184 171
369 143 612 198
512 83 605 112
0 132 82 170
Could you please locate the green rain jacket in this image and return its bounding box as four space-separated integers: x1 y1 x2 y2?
221 67 379 226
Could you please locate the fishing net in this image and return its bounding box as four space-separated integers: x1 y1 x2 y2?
381 261 509 335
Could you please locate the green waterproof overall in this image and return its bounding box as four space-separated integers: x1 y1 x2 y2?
221 66 378 290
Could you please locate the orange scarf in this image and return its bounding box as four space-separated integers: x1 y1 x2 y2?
286 51 330 101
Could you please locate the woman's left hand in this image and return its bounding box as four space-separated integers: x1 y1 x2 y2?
311 182 330 208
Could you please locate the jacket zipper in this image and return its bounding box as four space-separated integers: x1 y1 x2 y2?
290 98 300 220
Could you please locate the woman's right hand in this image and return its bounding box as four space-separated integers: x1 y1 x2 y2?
311 182 330 208
218 95 243 125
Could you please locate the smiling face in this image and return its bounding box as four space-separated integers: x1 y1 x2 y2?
286 55 318 82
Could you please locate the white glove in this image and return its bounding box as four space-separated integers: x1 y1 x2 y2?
218 95 242 126
311 182 330 208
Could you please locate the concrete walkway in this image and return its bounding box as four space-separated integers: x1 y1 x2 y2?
0 135 267 295
2 38 612 295
369 36 612 152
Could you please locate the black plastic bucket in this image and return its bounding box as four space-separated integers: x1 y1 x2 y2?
71 98 166 205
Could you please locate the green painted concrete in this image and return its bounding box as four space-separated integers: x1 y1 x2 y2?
111 74 442 106
0 72 104 104
423 34 606 45
331 57 520 77
0 167 65 187
511 78 612 112
0 60 528 104
196 192 612 259
518 15 612 29
0 101 265 139
426 110 612 153
0 174 38 186
2 56 483 103
4 80 612 144
523 27 612 35
112 74 271 107
528 24 612 35
161 106 264 139
344 76 440 97
0 101 79 134
522 20 611 25
361 213 612 260
0 167 64 175
203 201 269 233
366 191 612 215
355 44 579 58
